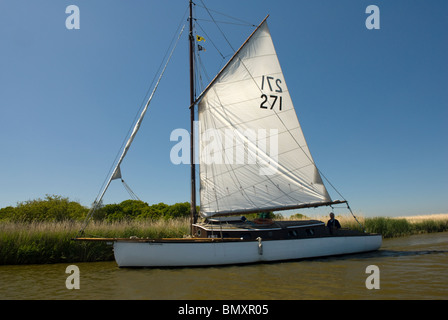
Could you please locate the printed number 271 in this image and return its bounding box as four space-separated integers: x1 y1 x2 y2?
260 75 283 111
260 94 282 110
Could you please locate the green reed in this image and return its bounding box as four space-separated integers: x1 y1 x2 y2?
340 215 448 238
0 219 190 265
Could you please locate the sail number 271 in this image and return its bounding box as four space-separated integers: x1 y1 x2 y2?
260 75 283 111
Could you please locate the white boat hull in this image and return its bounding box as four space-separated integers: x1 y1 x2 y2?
113 235 382 267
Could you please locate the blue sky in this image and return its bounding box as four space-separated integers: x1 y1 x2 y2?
0 0 446 217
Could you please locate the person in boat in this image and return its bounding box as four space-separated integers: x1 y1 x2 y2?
327 212 341 234
253 212 273 224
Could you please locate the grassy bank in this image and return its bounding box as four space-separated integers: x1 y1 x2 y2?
0 219 189 265
333 213 448 238
0 214 447 265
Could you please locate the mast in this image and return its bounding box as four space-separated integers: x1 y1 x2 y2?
189 0 198 233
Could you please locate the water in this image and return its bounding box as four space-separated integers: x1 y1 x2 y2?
1 232 447 300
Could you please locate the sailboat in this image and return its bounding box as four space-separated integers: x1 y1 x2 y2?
76 2 381 267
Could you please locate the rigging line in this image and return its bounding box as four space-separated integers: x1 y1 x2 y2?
194 3 256 27
346 202 365 232
121 179 141 201
195 29 231 96
193 15 269 106
195 21 226 59
194 36 209 94
92 5 190 205
198 0 235 52
314 167 347 201
137 5 190 117
196 49 213 92
196 57 206 93
195 18 257 27
105 23 186 199
79 23 187 236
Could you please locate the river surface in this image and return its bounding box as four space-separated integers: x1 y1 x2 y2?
0 232 447 300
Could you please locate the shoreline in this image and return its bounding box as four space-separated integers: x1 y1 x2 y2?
1 214 447 266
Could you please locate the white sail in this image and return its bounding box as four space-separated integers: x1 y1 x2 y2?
198 20 331 217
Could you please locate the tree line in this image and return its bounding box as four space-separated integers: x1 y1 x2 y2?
0 195 191 222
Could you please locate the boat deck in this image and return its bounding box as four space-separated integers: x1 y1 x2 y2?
192 219 372 240
193 219 324 231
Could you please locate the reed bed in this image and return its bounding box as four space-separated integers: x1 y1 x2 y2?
0 218 190 265
1 215 447 265
324 213 448 238
282 213 448 238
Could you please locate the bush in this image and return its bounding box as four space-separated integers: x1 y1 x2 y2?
98 200 151 222
94 200 191 222
164 202 190 219
0 206 15 221
289 213 308 220
0 196 195 223
2 195 88 222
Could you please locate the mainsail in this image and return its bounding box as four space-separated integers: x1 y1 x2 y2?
198 18 333 217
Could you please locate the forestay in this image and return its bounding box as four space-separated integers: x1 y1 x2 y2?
198 19 332 217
